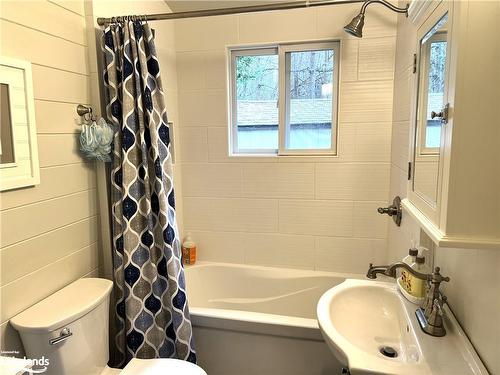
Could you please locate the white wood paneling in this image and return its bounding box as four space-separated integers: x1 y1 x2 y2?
0 242 99 324
1 164 96 210
35 100 83 134
1 190 98 248
32 65 89 103
1 1 86 45
37 134 84 167
0 20 88 75
1 216 98 285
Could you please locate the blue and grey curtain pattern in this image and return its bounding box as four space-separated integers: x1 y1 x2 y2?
101 21 196 367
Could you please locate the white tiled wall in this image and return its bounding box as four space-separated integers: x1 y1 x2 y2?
174 3 398 273
387 4 500 373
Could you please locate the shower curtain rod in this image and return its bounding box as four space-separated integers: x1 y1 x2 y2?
97 0 365 26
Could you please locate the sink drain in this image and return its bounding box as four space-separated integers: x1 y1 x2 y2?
379 346 398 358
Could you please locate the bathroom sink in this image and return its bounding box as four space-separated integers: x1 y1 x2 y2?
317 279 488 375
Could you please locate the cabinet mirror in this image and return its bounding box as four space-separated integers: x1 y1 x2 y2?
412 13 449 206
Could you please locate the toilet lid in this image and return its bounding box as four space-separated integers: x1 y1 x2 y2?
121 359 207 375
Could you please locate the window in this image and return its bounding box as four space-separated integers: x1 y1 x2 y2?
229 42 339 155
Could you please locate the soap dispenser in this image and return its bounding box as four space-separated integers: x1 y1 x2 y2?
399 247 418 292
407 255 430 300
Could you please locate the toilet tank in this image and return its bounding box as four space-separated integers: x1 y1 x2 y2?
10 278 113 375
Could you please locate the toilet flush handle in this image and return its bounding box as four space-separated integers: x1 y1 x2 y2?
49 327 73 345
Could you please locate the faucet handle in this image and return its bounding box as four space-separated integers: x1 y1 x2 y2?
431 267 450 284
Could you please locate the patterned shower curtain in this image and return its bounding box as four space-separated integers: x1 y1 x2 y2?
101 20 196 367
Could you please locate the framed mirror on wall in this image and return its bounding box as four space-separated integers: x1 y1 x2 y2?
0 57 40 191
412 11 450 208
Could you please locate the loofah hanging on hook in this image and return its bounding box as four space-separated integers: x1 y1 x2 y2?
79 118 114 162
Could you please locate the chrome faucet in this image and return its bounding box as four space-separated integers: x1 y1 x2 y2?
366 263 450 337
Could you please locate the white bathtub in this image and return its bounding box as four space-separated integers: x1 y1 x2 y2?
185 262 361 375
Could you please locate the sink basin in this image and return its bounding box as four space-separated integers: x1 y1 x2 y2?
317 279 488 375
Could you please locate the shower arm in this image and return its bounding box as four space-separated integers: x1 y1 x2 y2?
358 0 409 16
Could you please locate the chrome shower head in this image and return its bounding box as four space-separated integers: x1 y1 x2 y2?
343 13 365 38
344 0 408 38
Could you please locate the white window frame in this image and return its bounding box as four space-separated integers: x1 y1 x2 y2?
228 41 340 156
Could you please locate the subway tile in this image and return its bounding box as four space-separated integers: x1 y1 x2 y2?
352 201 388 239
182 164 242 197
315 236 386 273
315 163 390 201
242 163 314 199
392 67 414 122
244 233 315 269
187 231 245 263
358 37 396 81
178 90 227 126
352 122 392 162
179 127 209 162
204 50 227 89
279 200 353 237
340 39 358 82
175 15 238 51
184 197 278 233
339 80 394 123
391 120 410 170
239 8 316 43
177 51 205 90
159 49 178 92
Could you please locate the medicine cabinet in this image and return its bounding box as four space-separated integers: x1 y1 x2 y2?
402 0 500 249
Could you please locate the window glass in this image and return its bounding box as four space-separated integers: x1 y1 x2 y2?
425 38 447 149
286 49 334 150
235 53 279 151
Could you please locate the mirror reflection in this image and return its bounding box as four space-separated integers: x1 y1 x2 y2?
0 82 15 164
413 13 449 205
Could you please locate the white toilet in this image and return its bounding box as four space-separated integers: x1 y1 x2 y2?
10 278 206 375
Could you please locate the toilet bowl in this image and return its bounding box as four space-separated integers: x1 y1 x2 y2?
10 278 206 375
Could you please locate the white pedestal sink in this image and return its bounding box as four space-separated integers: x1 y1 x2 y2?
317 279 488 375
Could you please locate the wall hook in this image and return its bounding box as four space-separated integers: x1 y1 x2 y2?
76 104 95 122
378 196 402 226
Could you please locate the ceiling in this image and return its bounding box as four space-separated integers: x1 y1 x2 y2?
165 1 292 13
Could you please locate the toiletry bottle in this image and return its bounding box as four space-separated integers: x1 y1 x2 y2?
400 248 418 292
407 255 429 298
182 235 197 265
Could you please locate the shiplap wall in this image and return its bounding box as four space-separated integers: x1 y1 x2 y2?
0 0 99 355
174 3 397 272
